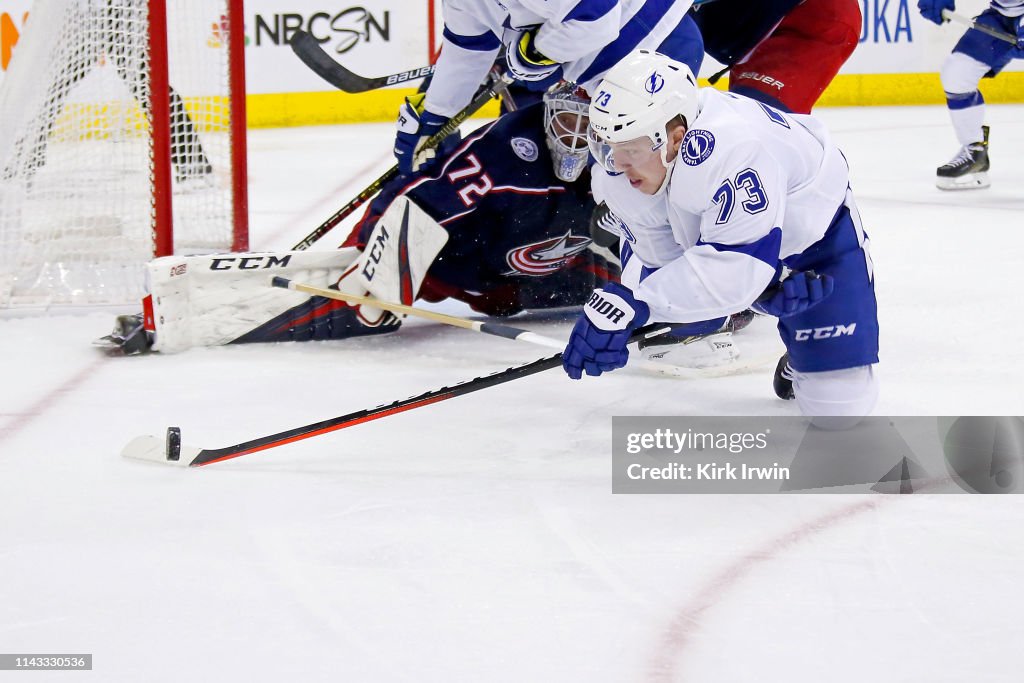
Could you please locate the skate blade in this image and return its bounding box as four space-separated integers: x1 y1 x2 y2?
936 172 990 191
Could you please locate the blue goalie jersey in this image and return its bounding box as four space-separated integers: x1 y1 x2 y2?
349 102 615 316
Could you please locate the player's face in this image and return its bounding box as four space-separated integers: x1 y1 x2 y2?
608 137 669 195
551 111 588 148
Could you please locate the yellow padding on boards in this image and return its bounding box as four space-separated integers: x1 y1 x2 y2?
50 96 232 139
244 72 1024 128
818 71 1024 107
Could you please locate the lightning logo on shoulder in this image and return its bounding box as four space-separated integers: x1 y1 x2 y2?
681 129 715 166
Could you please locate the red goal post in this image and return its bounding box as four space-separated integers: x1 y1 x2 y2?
0 0 249 307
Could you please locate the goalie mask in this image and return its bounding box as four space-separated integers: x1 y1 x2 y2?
587 50 698 190
543 82 591 182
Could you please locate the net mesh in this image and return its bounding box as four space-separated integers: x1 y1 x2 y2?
0 0 241 306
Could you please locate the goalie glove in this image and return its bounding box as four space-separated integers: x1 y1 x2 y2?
394 93 450 175
341 195 450 325
505 29 559 82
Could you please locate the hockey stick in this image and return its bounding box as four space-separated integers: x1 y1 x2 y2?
273 276 566 350
291 30 436 93
120 323 672 468
290 29 518 111
289 70 511 251
290 0 721 95
942 9 1018 44
271 277 772 379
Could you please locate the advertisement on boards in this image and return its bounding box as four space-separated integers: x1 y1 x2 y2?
1 0 1021 121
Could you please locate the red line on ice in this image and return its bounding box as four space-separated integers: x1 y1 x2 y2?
0 357 106 443
647 497 888 680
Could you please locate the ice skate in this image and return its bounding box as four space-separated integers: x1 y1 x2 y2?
936 125 989 190
773 353 796 400
94 314 154 356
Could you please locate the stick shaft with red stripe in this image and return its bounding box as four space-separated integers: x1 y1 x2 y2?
191 353 562 466
120 323 669 468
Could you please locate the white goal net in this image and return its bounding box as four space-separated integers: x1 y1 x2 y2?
0 0 248 307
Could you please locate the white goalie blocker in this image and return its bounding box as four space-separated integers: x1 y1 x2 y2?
148 196 449 353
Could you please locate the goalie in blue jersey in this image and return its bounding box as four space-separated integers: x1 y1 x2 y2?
99 84 615 354
101 81 748 371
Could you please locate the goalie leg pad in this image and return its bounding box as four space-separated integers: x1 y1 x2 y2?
231 294 400 344
147 249 362 352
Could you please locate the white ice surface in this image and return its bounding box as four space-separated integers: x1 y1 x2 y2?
1 106 1023 682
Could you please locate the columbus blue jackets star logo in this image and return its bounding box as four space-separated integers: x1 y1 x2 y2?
505 232 592 276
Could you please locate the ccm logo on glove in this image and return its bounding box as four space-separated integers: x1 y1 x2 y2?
584 290 632 329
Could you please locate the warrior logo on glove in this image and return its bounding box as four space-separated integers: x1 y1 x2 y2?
562 282 651 380
585 290 632 328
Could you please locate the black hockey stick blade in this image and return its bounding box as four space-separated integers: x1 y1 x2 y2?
290 30 435 93
121 323 671 468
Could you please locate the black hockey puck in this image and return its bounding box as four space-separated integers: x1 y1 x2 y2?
166 427 182 461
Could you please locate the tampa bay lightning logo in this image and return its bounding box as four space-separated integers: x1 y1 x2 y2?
681 129 715 166
645 71 665 94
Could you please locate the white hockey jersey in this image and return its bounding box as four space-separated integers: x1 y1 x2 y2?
426 0 693 116
593 88 852 323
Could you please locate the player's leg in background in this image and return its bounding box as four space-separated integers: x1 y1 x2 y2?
113 69 214 186
167 87 213 183
935 9 1017 190
102 2 213 183
728 0 861 114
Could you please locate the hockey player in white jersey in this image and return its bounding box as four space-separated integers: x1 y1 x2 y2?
918 0 1024 189
393 0 704 175
563 50 880 419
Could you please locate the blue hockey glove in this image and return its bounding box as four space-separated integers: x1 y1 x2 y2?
563 283 650 380
753 271 834 318
394 93 450 175
1016 16 1024 53
505 29 560 82
917 0 954 25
